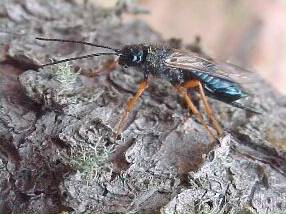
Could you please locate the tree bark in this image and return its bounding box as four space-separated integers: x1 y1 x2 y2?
0 0 286 213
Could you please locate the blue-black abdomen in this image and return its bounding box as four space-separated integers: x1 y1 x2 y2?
193 71 247 103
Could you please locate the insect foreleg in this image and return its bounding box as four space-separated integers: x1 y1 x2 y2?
183 80 223 136
114 79 149 139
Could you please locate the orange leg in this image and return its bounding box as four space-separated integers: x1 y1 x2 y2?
182 80 223 136
114 80 149 139
176 85 217 142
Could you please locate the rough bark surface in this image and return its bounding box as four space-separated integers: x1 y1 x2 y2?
0 0 286 213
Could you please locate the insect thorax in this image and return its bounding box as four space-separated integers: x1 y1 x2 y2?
144 46 185 84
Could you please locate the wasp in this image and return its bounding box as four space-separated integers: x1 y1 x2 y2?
36 37 260 142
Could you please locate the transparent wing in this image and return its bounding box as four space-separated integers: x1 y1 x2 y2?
164 50 257 85
164 50 262 113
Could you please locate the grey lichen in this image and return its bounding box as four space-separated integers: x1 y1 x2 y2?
68 133 115 184
52 62 79 88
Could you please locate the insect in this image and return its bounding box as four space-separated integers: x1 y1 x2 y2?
35 37 260 142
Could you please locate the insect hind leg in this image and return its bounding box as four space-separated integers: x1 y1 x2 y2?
175 85 217 143
183 80 223 136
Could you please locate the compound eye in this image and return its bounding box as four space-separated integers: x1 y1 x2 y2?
132 50 143 63
132 55 138 62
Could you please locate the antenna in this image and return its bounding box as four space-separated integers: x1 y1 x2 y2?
36 37 120 53
40 52 117 67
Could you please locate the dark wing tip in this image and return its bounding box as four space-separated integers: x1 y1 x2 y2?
230 101 263 114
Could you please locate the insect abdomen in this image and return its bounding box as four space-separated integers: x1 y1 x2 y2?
194 71 247 103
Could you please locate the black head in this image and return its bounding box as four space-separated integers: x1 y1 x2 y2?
118 45 148 67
